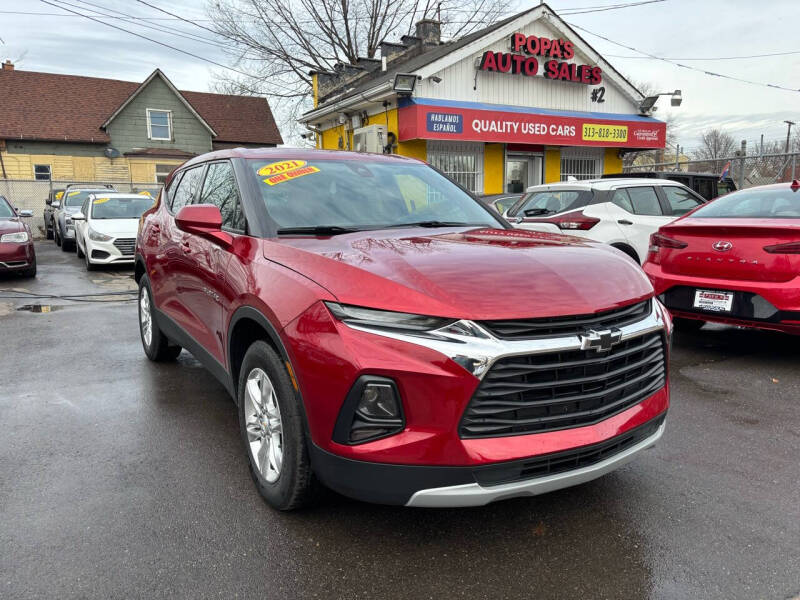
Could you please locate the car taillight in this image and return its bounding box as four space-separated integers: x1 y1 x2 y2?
647 232 687 265
649 232 687 251
763 241 800 254
524 210 600 231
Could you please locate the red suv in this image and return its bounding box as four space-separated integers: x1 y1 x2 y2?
135 149 672 510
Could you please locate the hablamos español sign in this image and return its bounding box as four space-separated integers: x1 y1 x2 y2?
479 33 602 85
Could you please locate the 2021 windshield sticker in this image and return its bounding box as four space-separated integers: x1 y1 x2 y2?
257 160 320 186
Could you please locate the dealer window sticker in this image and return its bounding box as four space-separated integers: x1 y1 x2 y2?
258 160 320 186
93 197 110 204
68 191 81 197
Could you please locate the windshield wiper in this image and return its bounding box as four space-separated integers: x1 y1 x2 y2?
386 221 487 229
521 208 552 216
276 226 360 236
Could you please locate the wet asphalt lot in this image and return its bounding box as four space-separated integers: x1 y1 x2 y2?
1 242 798 600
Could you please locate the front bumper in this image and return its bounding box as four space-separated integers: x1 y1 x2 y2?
310 414 666 506
286 298 671 505
87 238 135 264
0 241 35 270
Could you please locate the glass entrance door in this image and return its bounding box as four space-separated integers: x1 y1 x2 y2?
506 155 543 193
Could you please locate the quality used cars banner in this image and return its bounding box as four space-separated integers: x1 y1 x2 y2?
399 99 666 148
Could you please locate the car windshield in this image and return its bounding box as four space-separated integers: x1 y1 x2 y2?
0 197 13 218
65 189 107 207
689 187 800 219
509 189 592 217
248 158 502 232
91 196 154 219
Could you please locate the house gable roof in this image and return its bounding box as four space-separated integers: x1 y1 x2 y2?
0 68 283 146
101 69 216 136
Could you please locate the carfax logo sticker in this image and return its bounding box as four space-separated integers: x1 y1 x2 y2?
258 160 320 186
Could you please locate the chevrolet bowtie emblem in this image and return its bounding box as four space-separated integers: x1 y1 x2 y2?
580 328 623 352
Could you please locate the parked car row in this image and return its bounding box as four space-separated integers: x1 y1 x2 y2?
43 184 154 270
0 194 36 277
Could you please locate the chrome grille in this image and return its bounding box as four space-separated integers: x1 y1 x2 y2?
478 300 651 340
460 331 667 438
113 238 136 256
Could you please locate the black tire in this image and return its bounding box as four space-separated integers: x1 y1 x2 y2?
21 261 36 278
61 234 72 252
85 249 95 271
76 241 84 259
54 225 61 247
673 317 705 331
238 341 317 511
46 223 53 240
137 276 182 361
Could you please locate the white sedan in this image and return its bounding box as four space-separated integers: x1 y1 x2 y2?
503 178 707 264
73 193 154 270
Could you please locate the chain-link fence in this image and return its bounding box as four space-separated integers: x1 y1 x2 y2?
0 179 163 237
624 150 800 190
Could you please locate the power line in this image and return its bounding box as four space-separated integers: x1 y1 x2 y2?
38 0 258 79
568 22 800 93
560 0 666 15
606 50 800 61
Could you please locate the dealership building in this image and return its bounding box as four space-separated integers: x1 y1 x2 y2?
301 3 667 195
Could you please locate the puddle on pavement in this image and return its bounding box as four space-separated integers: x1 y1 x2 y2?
16 304 63 313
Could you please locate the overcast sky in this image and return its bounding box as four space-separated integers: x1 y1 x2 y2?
1 0 798 150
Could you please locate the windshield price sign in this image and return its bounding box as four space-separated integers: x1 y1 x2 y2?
582 124 628 142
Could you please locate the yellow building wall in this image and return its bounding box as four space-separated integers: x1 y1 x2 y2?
317 107 427 160
483 144 504 195
544 148 561 183
603 148 623 174
0 150 184 183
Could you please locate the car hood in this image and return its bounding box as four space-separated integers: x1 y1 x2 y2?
90 218 140 237
0 218 25 235
263 227 653 320
64 206 82 213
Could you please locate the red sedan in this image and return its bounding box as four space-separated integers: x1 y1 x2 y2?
0 195 36 278
644 180 800 334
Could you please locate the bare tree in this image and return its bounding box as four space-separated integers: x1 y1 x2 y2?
206 0 514 143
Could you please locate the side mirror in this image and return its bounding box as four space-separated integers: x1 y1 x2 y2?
18 209 34 218
175 204 232 248
52 201 61 209
72 212 85 221
46 198 52 206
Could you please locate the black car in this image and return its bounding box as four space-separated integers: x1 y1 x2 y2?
601 172 736 200
43 188 65 240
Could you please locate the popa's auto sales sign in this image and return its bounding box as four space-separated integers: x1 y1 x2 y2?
401 103 666 148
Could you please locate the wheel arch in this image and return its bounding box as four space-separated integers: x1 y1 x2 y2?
610 242 640 264
227 306 292 401
134 255 146 284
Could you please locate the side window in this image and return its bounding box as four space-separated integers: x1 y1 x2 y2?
611 189 634 213
663 186 703 216
199 161 245 231
170 167 203 213
695 179 714 201
626 186 662 216
164 170 184 209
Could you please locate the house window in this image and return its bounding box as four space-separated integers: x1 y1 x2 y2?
155 163 175 184
427 141 484 193
147 109 172 141
560 148 604 181
33 164 51 181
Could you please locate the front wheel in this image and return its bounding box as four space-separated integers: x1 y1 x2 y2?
46 223 53 240
238 341 317 511
138 276 182 361
54 226 61 247
76 240 84 259
22 261 36 278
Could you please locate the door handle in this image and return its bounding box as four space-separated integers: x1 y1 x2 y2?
617 219 633 225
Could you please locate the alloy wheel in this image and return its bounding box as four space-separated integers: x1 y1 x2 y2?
244 368 284 483
139 287 152 347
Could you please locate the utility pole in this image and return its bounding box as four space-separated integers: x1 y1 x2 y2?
785 120 796 153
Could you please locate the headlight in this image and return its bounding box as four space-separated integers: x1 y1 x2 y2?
0 231 29 243
88 227 113 242
325 302 456 333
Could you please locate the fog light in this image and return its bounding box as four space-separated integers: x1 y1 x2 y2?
357 383 400 420
333 376 405 445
